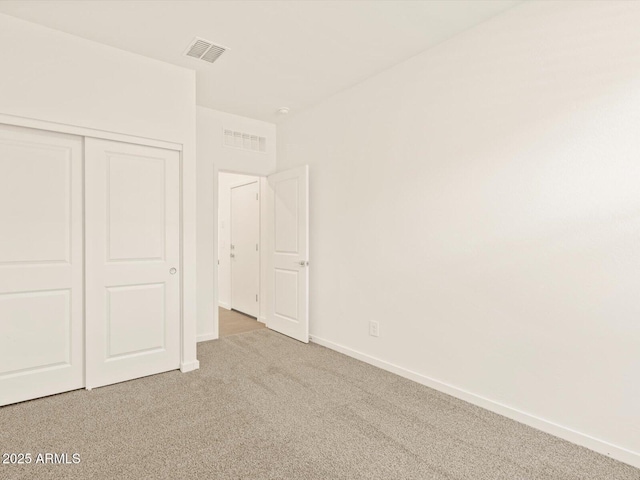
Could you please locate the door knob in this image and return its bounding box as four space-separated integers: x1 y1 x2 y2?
169 268 177 275
230 253 235 258
298 261 309 266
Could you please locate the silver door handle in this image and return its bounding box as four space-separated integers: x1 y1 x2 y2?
230 253 235 258
298 261 309 266
169 268 177 275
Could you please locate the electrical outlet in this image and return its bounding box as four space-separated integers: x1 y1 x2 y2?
369 321 379 337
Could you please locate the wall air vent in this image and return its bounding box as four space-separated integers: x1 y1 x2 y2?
223 129 267 153
184 37 228 64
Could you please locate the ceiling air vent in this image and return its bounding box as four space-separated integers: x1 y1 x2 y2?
184 37 228 64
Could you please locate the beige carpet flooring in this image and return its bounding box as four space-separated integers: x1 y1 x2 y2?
219 307 265 337
0 329 638 479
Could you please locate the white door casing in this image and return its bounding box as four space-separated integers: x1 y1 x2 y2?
230 181 260 318
266 165 309 343
85 138 180 389
0 124 84 406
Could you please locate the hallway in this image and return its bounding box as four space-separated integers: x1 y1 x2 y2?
219 307 265 338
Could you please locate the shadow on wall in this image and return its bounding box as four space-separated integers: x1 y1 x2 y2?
277 0 640 460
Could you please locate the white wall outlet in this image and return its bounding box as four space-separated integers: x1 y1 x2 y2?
369 321 379 337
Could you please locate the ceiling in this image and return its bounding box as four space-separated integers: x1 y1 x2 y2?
0 0 522 123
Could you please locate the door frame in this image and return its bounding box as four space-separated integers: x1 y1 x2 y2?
0 112 199 380
215 170 266 338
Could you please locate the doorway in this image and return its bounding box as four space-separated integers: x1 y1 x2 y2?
214 166 310 342
217 172 263 337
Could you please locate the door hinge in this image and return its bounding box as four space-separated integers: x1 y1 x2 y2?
256 244 258 251
256 193 259 200
256 294 258 302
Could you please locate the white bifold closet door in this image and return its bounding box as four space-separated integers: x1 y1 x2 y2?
0 124 84 406
85 138 180 389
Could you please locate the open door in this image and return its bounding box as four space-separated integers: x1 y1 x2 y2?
266 165 309 343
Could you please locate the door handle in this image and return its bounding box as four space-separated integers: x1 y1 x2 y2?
169 268 177 275
297 261 309 266
230 253 235 258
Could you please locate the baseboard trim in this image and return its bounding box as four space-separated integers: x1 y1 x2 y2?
309 335 640 469
197 332 217 343
258 315 267 324
180 360 200 373
219 302 231 310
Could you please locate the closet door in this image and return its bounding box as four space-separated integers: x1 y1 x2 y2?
85 138 180 389
0 124 84 406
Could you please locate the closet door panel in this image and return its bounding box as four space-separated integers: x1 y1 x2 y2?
0 124 84 406
85 138 180 389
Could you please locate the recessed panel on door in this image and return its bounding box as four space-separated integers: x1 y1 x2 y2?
274 178 299 254
0 140 70 264
106 283 166 358
85 138 180 389
0 290 71 374
0 124 83 406
274 269 298 322
107 154 166 262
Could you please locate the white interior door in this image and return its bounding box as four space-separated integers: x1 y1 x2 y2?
230 181 259 317
266 165 309 343
0 124 83 406
85 138 180 389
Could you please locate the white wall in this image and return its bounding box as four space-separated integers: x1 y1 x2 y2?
277 0 640 467
196 106 276 341
0 13 199 370
0 13 194 145
218 172 260 310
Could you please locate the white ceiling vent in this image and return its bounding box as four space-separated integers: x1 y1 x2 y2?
184 37 228 64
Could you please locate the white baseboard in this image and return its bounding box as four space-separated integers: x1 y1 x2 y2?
180 360 200 373
258 315 267 324
219 302 231 310
310 335 640 469
197 332 218 343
